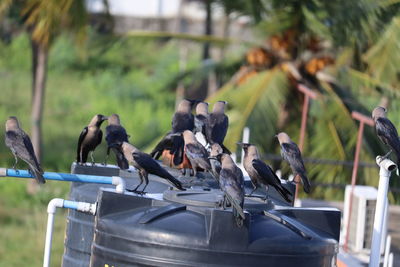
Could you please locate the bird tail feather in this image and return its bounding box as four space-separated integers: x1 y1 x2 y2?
29 163 45 184
275 185 292 203
299 173 311 193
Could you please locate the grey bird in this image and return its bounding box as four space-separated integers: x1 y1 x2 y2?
121 142 185 193
172 99 196 133
207 101 230 154
194 101 209 146
276 132 310 193
104 114 129 169
76 114 108 165
5 116 45 184
372 106 400 165
182 130 211 176
214 153 245 226
238 143 292 202
209 143 223 180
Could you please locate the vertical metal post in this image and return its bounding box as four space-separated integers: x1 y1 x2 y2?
369 156 397 267
296 84 317 201
344 112 374 251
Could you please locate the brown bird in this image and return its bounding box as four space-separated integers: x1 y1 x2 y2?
207 101 230 154
182 130 211 176
276 132 310 193
5 116 45 184
172 99 196 133
76 114 108 165
372 106 400 165
121 142 185 193
215 153 245 226
104 114 129 169
238 143 292 202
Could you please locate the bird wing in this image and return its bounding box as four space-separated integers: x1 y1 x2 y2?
172 113 194 133
76 127 88 161
282 142 306 172
106 125 128 147
376 117 399 146
219 167 244 204
21 132 42 171
132 151 184 190
208 113 228 144
96 129 103 146
194 114 208 134
252 159 281 185
185 143 208 159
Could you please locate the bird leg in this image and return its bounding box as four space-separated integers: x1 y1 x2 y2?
263 185 270 201
138 172 149 195
189 168 194 176
246 184 258 197
102 147 110 166
222 195 227 210
90 151 95 166
382 149 393 160
181 168 186 176
12 154 18 171
127 172 144 193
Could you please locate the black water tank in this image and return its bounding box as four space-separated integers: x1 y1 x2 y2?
62 163 225 267
62 163 178 267
90 189 340 267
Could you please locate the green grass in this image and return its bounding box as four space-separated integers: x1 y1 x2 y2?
0 33 204 266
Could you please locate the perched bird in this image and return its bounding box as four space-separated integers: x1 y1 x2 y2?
5 116 45 184
151 99 197 166
215 153 245 226
182 130 211 176
238 143 292 202
372 106 400 165
76 114 108 165
150 131 185 166
121 142 185 193
207 101 230 153
209 143 223 180
104 114 129 169
172 99 196 133
194 101 209 146
276 132 310 193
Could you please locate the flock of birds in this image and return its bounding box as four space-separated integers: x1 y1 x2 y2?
4 101 400 225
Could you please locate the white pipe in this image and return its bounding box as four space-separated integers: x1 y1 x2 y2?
369 156 397 267
43 198 97 267
383 235 392 267
43 199 64 267
112 176 126 193
388 253 393 267
241 127 250 164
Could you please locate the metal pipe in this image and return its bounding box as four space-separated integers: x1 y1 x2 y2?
0 168 126 193
296 84 317 203
344 112 374 251
369 156 396 267
383 235 392 267
43 198 97 267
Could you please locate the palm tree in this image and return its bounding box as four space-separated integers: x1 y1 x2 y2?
205 0 400 201
0 0 89 161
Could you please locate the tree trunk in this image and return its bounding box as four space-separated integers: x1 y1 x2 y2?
30 39 48 162
202 0 212 60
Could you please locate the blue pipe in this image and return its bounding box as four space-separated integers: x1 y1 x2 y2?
1 168 114 184
63 200 79 210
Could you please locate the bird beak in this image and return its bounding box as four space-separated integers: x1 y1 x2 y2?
170 133 182 137
208 156 218 160
102 116 109 121
236 142 243 146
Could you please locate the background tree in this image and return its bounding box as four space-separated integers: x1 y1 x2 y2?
0 0 89 161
